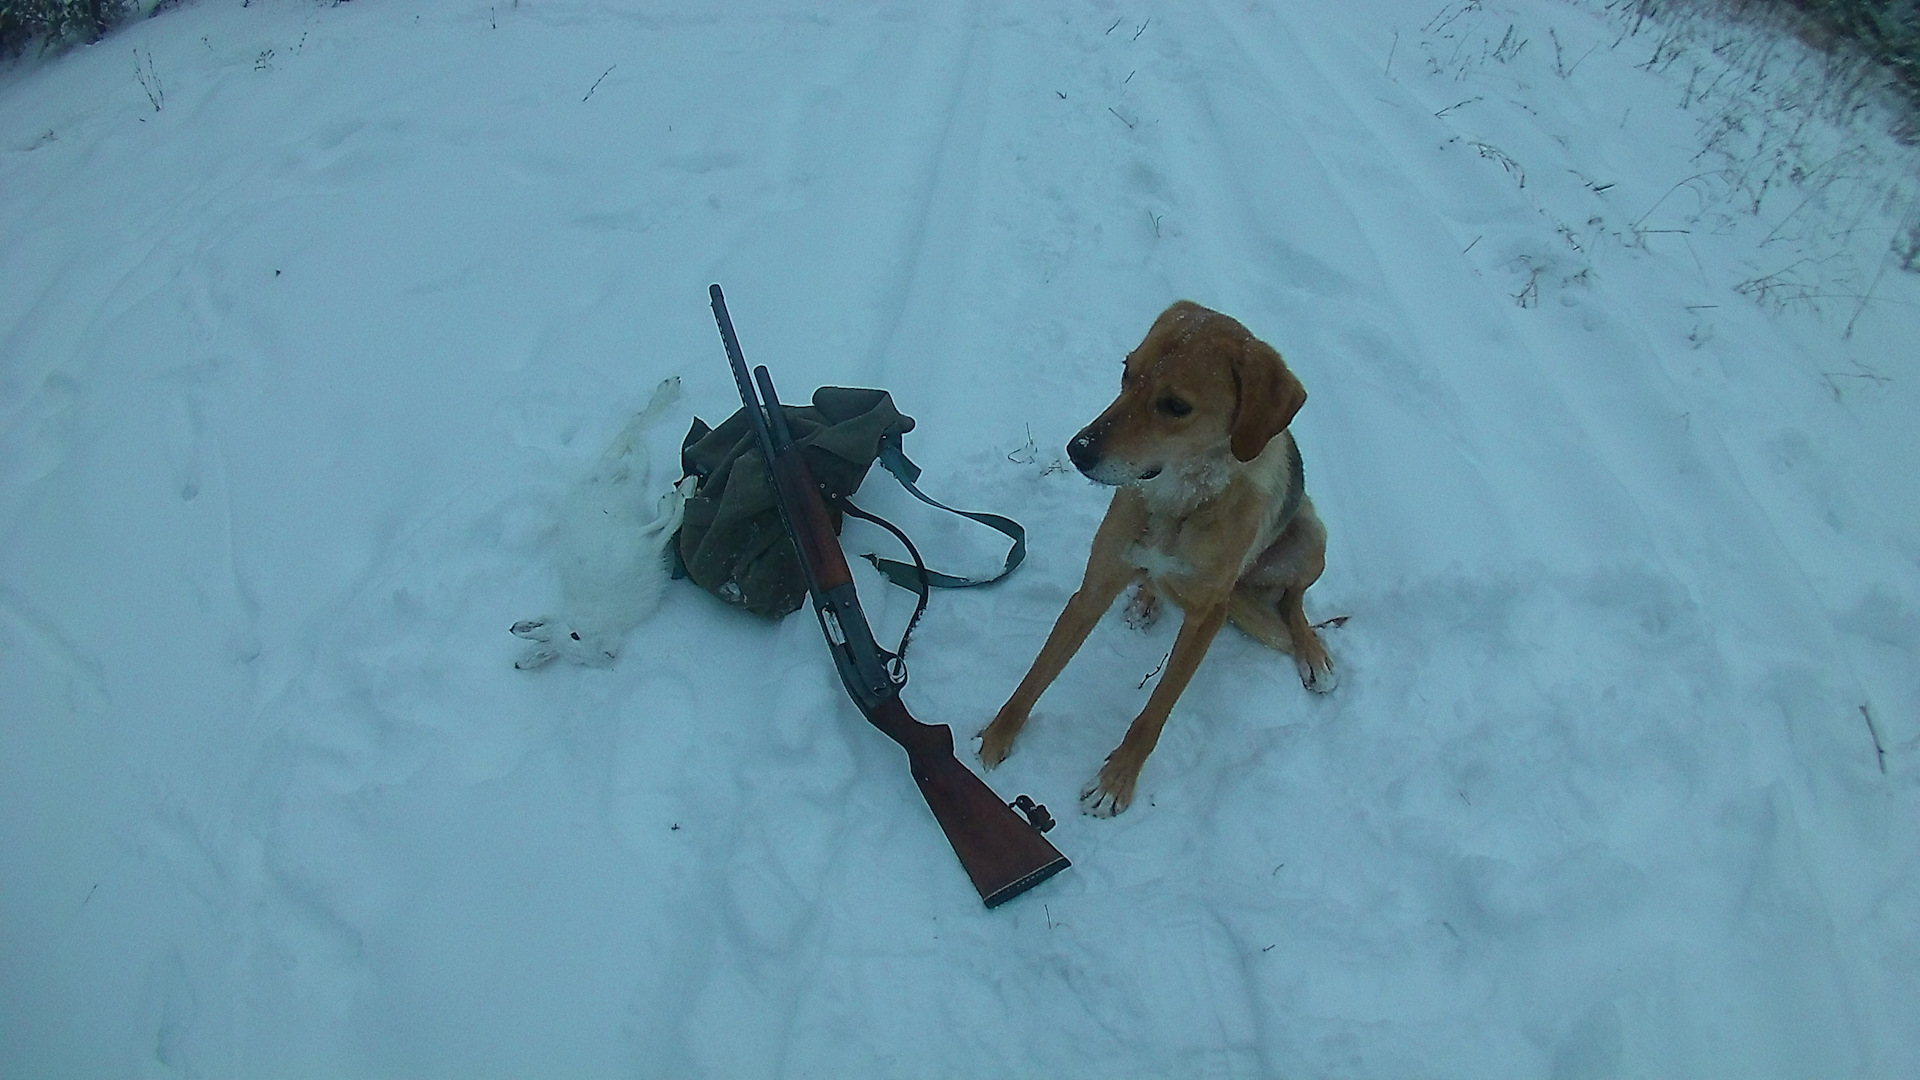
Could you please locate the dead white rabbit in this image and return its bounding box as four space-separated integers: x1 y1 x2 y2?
512 377 690 669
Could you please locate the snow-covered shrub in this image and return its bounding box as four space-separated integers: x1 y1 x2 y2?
1712 0 1920 122
0 0 186 55
1784 0 1920 101
1 0 126 53
1596 0 1920 303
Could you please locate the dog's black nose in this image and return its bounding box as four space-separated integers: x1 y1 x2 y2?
1067 433 1099 472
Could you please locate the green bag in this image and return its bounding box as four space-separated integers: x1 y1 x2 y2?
674 387 1024 628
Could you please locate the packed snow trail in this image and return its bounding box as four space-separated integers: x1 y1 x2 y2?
3 1 1917 1077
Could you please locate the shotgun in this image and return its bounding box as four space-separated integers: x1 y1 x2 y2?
708 284 1069 908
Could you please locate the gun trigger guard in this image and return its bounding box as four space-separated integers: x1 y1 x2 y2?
1010 794 1056 834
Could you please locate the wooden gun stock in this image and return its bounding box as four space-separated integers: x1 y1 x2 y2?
710 283 1068 908
872 697 1071 906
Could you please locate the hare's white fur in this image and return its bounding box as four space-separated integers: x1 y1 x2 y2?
513 377 687 669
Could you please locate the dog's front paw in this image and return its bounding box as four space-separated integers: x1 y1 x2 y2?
977 708 1026 770
1297 653 1337 693
1080 755 1141 817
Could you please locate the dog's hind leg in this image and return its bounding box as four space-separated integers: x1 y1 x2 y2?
1236 501 1335 692
1281 585 1336 693
1227 590 1296 653
1228 584 1336 691
1228 587 1335 692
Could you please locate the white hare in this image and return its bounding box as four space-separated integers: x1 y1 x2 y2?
512 377 690 669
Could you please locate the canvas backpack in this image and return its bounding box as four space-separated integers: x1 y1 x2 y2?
673 387 1024 647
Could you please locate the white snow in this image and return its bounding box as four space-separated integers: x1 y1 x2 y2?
3 0 1918 1076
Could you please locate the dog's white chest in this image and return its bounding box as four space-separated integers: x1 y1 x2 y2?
1123 504 1223 584
1121 435 1297 589
1123 540 1194 580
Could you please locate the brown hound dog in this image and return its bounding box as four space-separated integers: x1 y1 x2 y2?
979 301 1335 816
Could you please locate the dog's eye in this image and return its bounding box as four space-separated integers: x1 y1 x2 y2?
1155 396 1193 418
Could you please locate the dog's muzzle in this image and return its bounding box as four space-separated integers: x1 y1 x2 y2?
1067 432 1101 474
1068 430 1161 484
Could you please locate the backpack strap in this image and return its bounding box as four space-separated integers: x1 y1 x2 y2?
859 440 1026 593
838 499 931 661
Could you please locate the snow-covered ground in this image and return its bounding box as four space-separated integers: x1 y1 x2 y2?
4 0 1918 1075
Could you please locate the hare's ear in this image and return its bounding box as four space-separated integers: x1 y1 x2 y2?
1230 338 1306 462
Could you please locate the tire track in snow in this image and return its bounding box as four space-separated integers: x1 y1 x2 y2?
1198 0 1654 576
1205 4 1886 1069
860 2 985 389
1262 2 1885 729
1240 1 1897 720
0 581 109 712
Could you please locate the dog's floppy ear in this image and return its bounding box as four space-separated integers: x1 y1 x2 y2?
1230 338 1307 462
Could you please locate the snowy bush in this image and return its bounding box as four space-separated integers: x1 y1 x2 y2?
1704 0 1920 121
0 0 183 55
1573 0 1920 332
0 0 126 53
1780 0 1920 102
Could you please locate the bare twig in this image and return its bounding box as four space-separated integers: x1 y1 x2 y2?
1630 171 1722 229
1569 169 1614 193
1844 249 1896 341
1861 705 1887 775
583 64 616 102
1423 0 1478 36
1108 106 1136 129
1821 366 1893 400
1007 424 1038 464
133 49 164 112
1472 141 1526 188
1434 96 1482 118
1490 24 1527 64
1137 648 1171 690
1821 368 1891 387
1310 615 1350 630
1514 262 1541 307
1734 255 1834 310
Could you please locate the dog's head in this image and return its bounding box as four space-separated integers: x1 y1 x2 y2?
1067 301 1305 487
